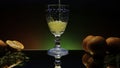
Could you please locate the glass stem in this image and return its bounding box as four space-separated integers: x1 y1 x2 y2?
54 58 61 68
54 36 61 48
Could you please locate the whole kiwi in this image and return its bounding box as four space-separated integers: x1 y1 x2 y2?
82 35 106 56
106 37 120 54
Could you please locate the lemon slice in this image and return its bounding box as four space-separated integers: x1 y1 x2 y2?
6 40 24 51
0 40 7 46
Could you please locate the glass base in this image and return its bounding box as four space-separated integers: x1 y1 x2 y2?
48 47 68 59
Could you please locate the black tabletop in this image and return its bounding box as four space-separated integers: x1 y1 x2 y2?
14 50 85 68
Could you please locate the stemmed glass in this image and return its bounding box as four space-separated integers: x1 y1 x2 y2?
46 4 69 68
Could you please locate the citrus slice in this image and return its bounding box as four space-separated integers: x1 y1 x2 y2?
6 40 24 50
0 40 7 46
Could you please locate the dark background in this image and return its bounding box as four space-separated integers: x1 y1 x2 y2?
0 0 120 50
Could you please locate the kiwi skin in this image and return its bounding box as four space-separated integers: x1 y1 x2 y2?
106 37 120 54
82 35 107 57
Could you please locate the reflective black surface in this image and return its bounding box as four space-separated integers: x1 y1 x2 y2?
14 50 85 68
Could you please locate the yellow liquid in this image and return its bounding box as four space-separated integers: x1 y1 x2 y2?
48 20 67 35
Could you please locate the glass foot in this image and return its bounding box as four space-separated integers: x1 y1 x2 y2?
48 47 68 58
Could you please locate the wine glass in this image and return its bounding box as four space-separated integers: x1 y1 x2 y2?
46 4 69 67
